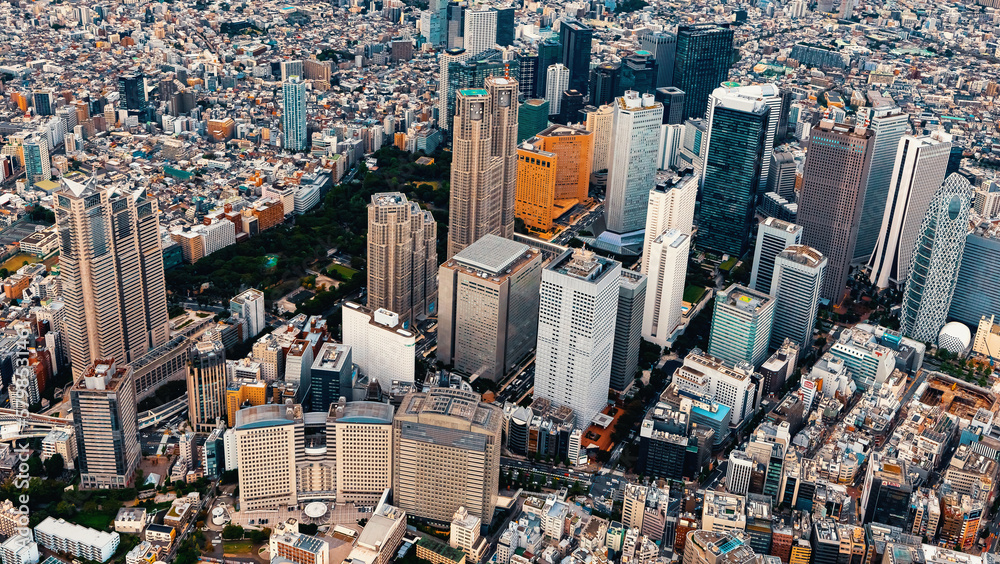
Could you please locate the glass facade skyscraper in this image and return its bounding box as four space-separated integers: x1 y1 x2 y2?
949 225 1000 326
282 77 307 151
536 38 562 100
559 19 593 96
672 24 734 120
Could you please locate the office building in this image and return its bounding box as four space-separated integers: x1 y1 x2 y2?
701 492 747 533
950 223 1000 327
676 349 758 424
973 315 1000 361
599 92 663 253
535 249 620 429
641 173 697 274
749 218 802 293
451 507 488 564
708 284 775 368
71 359 140 489
658 123 685 170
868 132 952 289
900 174 973 343
612 269 647 392
515 141 558 231
727 450 754 495
32 89 54 116
534 38 562 100
973 180 1000 218
853 105 911 262
342 303 415 390
230 289 265 339
34 518 119 563
828 327 896 391
640 32 677 88
309 344 354 413
585 104 614 173
767 150 797 199
118 73 147 111
22 139 50 187
271 530 329 564
234 404 301 510
282 77 307 151
590 63 620 107
655 87 686 125
559 19 593 96
517 99 549 142
557 89 584 126
770 246 826 351
447 77 519 258
797 121 876 303
187 340 226 433
463 7 497 57
861 454 912 529
368 193 438 326
699 84 775 256
673 24 734 120
393 388 503 525
642 230 690 347
327 399 394 504
437 235 542 382
349 504 407 564
280 60 304 82
619 52 658 96
544 64 569 116
56 177 169 379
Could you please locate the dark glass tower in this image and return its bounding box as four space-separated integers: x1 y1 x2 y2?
118 73 148 111
655 87 686 124
639 31 676 88
698 94 770 257
495 7 515 46
590 63 620 106
619 52 658 96
559 19 593 96
516 50 539 98
536 38 562 102
558 89 584 125
673 24 734 120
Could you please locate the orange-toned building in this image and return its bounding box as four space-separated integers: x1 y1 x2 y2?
207 118 236 141
535 124 593 203
515 124 593 231
252 198 285 231
515 141 557 230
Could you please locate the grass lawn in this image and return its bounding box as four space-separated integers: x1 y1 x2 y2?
223 541 255 554
71 511 115 530
719 257 738 272
683 285 707 303
328 263 359 280
1 253 40 272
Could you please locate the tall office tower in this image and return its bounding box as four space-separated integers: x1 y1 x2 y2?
672 24 734 120
22 138 50 187
536 124 593 202
447 77 519 258
708 284 775 367
861 454 912 528
515 50 538 99
536 249 620 429
342 303 416 389
279 60 303 82
517 99 549 142
515 140 558 231
642 229 690 347
559 90 584 125
32 89 54 116
187 340 227 433
463 7 497 57
309 343 353 413
368 192 438 326
797 121 875 303
438 48 473 131
619 52 658 95
281 77 307 151
559 19 593 95
679 118 708 174
545 64 569 116
57 177 169 380
698 84 772 257
326 399 394 504
727 450 754 495
494 6 514 46
769 246 827 351
640 32 677 88
230 288 265 339
612 269 647 392
749 217 802 293
71 359 140 489
447 2 465 49
585 104 614 173
658 123 685 170
867 132 952 289
900 174 973 343
853 104 911 262
974 180 1000 218
393 388 503 525
766 150 797 200
535 38 563 100
590 63 621 107
641 173 697 274
599 92 663 253
655 87 686 125
421 0 447 46
438 235 542 382
950 224 1000 327
118 73 147 111
234 404 301 511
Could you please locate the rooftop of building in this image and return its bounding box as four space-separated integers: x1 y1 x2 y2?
35 516 120 546
398 386 500 433
538 124 591 138
312 342 351 371
778 245 826 268
717 284 772 314
328 400 394 425
549 248 617 283
234 403 302 430
449 233 534 277
371 192 407 206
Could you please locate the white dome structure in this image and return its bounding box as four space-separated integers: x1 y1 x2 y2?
938 322 971 354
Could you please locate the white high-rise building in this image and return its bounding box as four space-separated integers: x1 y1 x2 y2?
769 245 827 351
585 105 614 173
726 450 754 495
463 7 497 57
282 77 307 151
867 132 952 289
749 217 802 293
230 288 265 339
640 173 697 274
545 64 569 116
642 229 689 347
234 404 301 511
600 91 663 252
657 123 685 170
342 303 416 390
535 249 620 429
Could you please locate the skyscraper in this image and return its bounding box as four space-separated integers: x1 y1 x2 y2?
949 224 1000 327
22 138 50 187
536 249 620 429
367 193 438 326
852 103 911 262
867 132 952 289
517 99 549 142
900 173 973 343
118 73 147 111
187 340 227 433
590 63 621 107
861 454 912 529
437 235 542 382
559 19 593 95
515 124 593 231
767 150 797 199
642 229 690 347
463 7 497 57
612 269 647 392
535 38 562 100
282 77 307 151
641 173 697 274
769 246 827 351
599 91 663 253
698 84 772 257
234 404 301 510
494 7 514 46
749 217 802 293
640 32 677 88
32 89 54 116
797 120 876 303
545 64 570 115
56 177 169 380
655 87 686 125
672 24 734 120
708 284 775 367
447 76 519 258
585 104 614 173
71 358 140 489
230 288 265 339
